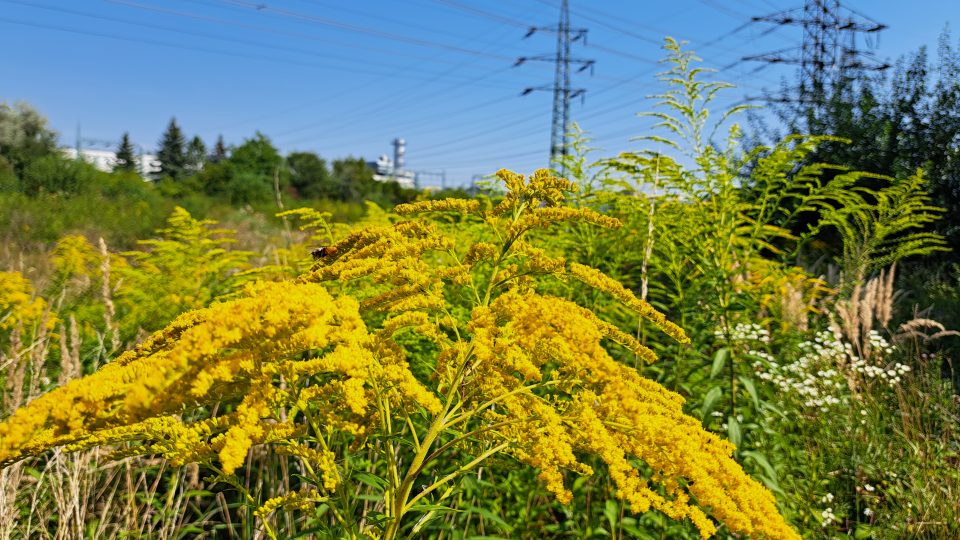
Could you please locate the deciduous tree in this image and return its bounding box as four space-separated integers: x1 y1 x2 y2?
0 101 57 176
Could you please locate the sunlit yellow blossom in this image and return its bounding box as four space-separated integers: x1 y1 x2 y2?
568 262 690 344
0 271 50 332
491 168 579 213
254 488 327 519
509 207 622 236
51 234 100 279
0 168 799 540
394 198 480 215
275 442 341 490
0 280 430 473
465 289 798 540
464 242 498 264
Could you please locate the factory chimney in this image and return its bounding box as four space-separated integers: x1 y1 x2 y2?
392 138 406 171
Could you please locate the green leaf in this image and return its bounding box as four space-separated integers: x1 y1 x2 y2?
727 415 741 447
408 503 460 514
700 386 722 421
466 506 512 533
738 375 761 410
604 499 619 529
711 348 729 379
352 470 388 489
741 450 776 482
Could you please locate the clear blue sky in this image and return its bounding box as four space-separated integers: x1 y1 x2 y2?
2 0 957 187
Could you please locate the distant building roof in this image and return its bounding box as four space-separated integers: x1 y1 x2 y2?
62 147 161 176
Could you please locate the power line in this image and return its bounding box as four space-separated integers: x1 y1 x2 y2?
535 0 763 60
217 0 517 62
6 0 547 149
743 0 890 104
272 34 521 145
108 0 508 69
530 0 661 46
274 0 510 43
407 110 549 159
0 15 373 74
214 4 528 132
1 1 516 85
427 0 529 28
696 0 752 20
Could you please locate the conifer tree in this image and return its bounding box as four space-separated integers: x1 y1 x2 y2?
156 117 186 180
113 132 138 173
211 134 228 163
186 135 206 173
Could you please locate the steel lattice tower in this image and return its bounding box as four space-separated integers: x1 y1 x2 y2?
743 0 889 106
517 0 593 171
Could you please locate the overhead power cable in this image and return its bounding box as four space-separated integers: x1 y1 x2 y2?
108 0 506 69
428 0 529 28
0 1 515 86
217 0 517 61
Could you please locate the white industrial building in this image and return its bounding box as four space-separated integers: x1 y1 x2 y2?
62 147 161 177
369 138 416 189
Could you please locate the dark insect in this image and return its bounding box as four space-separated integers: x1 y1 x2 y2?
311 246 338 260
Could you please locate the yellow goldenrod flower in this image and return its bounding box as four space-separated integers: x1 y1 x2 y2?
568 262 690 344
394 198 481 215
0 271 51 333
0 169 799 540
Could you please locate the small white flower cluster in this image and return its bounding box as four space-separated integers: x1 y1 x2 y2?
850 357 911 386
718 323 771 343
750 331 848 411
730 327 911 411
866 329 894 355
820 493 836 527
749 349 776 364
848 331 910 386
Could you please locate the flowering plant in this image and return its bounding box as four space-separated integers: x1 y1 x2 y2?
0 169 798 539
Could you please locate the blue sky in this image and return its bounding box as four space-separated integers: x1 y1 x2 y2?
2 0 957 187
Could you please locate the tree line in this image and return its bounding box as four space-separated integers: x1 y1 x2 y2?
755 28 960 257
0 108 416 207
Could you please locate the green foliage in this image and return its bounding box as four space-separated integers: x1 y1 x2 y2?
0 155 16 192
0 100 58 176
116 207 252 335
186 135 207 174
287 151 333 199
763 29 960 255
195 132 283 204
331 156 376 200
0 184 171 251
212 134 228 162
2 40 959 540
156 117 187 180
810 169 949 285
230 131 282 179
19 154 100 196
